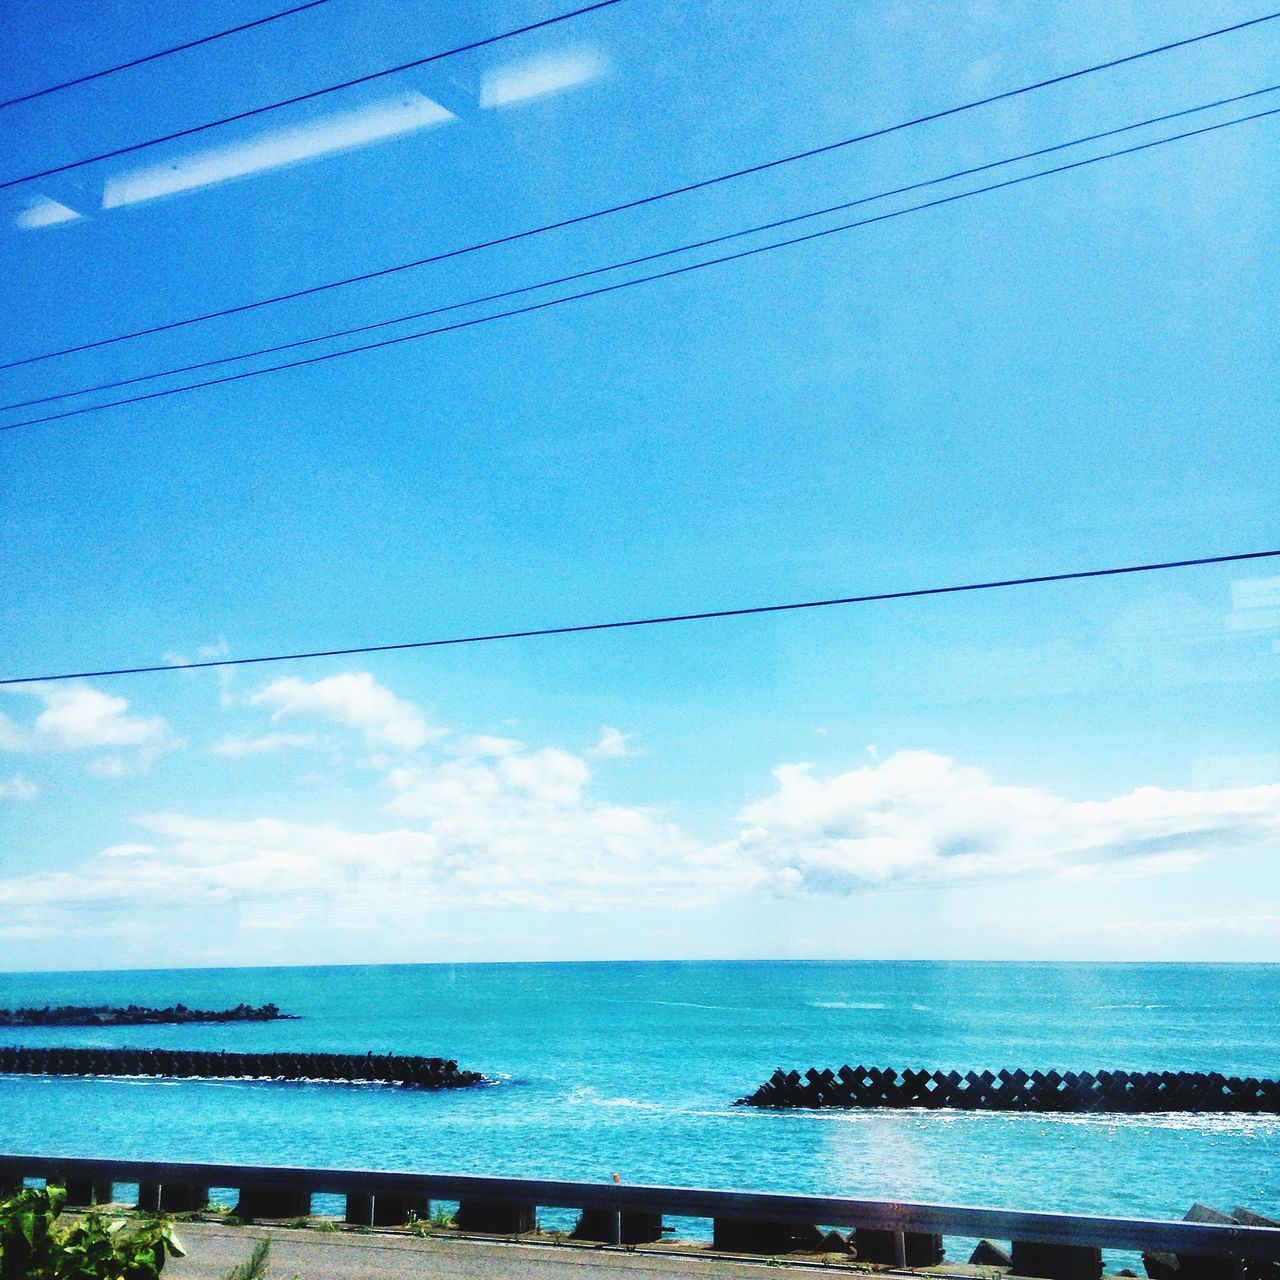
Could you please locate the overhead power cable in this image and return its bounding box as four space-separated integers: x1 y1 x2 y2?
3 99 1276 435
0 1 331 111
2 550 1275 687
0 0 625 192
8 84 1274 416
3 10 1275 370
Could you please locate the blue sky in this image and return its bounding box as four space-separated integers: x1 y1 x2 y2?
0 0 1277 970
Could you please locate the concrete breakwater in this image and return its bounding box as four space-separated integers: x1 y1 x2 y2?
0 1046 483 1089
0 1003 295 1027
737 1066 1280 1113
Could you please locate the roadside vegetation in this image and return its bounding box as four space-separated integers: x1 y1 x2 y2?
0 1186 270 1279
0 1185 183 1279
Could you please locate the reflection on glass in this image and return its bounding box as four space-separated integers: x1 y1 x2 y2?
101 90 455 209
480 48 605 108
15 196 83 230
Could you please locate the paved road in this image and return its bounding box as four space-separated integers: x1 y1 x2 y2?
166 1223 872 1280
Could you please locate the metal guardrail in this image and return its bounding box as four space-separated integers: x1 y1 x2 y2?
3 1153 1280 1264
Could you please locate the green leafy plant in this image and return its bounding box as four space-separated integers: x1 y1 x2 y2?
0 1185 184 1280
428 1207 456 1229
220 1238 269 1280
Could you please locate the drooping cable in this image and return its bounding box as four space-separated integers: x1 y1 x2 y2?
7 84 1274 415
2 550 1275 687
0 0 626 191
0 1 331 111
2 8 1276 369
3 100 1276 434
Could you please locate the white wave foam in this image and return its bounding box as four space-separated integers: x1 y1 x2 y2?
563 1084 664 1111
809 1000 889 1010
645 1000 727 1011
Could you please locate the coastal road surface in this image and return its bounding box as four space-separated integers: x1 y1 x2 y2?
165 1223 880 1280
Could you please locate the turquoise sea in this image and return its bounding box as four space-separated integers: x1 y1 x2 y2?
1 962 1277 1229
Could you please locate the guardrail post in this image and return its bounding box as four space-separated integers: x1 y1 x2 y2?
856 1227 944 1266
63 1179 92 1206
1011 1239 1103 1280
371 1194 432 1227
344 1193 375 1226
575 1208 621 1244
456 1201 536 1234
62 1178 113 1207
713 1219 822 1254
620 1211 663 1244
157 1184 208 1212
234 1186 312 1221
576 1208 662 1244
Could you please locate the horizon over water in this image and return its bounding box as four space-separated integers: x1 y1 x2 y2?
1 960 1277 1238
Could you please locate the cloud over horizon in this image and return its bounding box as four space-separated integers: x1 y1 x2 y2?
2 672 1278 962
248 672 443 751
0 684 176 774
2 757 1277 957
723 751 1280 893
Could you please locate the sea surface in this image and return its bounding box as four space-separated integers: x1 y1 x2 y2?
0 961 1277 1237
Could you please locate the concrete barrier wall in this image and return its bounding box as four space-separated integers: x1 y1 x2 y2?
3 1152 1279 1273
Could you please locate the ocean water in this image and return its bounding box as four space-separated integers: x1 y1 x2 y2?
0 961 1277 1232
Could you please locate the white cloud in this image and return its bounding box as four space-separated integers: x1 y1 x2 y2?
721 751 1280 894
248 673 441 750
100 843 158 858
3 731 1278 956
497 746 590 805
381 743 702 909
1 684 175 771
33 685 167 749
210 732 318 758
0 734 705 936
0 775 37 801
587 726 638 759
164 638 230 667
